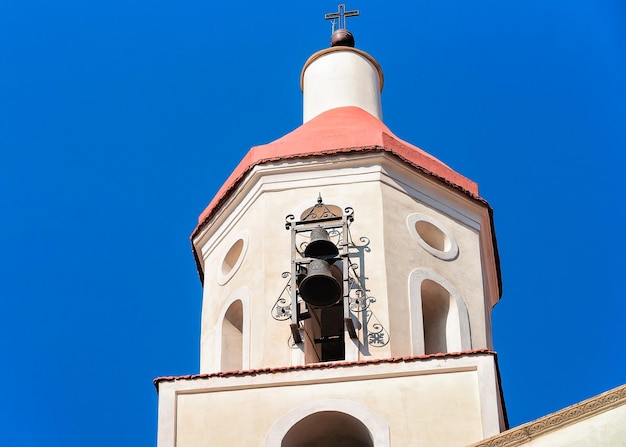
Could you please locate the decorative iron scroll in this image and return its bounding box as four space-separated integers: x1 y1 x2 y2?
284 214 295 230
300 194 342 221
271 272 292 321
366 310 389 347
343 237 389 347
273 195 389 348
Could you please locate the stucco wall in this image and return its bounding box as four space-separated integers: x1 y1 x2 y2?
194 154 497 373
198 169 389 372
162 357 502 447
379 182 490 355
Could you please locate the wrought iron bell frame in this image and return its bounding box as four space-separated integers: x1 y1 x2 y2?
284 206 357 345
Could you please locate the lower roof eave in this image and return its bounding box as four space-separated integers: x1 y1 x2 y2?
154 348 497 389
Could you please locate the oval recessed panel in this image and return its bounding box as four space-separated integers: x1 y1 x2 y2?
407 213 458 261
217 233 249 285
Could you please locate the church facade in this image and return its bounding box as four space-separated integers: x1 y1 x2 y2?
154 14 625 447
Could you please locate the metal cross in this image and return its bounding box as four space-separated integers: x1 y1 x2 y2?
324 4 360 31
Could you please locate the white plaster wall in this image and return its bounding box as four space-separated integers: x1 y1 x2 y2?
302 48 382 122
176 373 482 446
195 153 497 373
379 182 491 355
177 371 480 446
157 355 504 447
197 159 392 372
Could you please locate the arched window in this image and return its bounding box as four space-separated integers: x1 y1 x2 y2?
266 400 390 447
221 299 243 371
409 269 471 355
282 411 373 447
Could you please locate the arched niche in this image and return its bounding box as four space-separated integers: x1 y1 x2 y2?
266 400 390 447
408 268 471 355
218 289 251 371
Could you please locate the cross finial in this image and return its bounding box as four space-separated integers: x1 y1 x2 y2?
325 4 360 32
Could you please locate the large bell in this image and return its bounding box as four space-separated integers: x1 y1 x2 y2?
298 259 343 307
305 226 339 258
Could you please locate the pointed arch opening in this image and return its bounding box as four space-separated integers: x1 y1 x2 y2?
409 269 471 355
221 300 243 371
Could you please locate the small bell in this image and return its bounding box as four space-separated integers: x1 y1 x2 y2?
305 226 339 258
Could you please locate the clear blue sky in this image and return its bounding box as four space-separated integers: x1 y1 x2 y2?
1 1 624 446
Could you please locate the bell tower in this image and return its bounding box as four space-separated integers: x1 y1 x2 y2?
155 8 505 447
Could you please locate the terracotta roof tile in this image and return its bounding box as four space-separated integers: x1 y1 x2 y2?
191 106 481 241
154 349 496 389
189 106 502 286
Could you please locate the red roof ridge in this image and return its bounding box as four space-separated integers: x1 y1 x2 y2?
191 106 480 240
154 349 496 388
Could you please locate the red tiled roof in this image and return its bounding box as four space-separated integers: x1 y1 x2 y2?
189 106 501 294
153 349 496 389
191 106 481 241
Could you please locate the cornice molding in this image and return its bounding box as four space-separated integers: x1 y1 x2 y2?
190 152 494 284
468 384 626 447
154 349 496 388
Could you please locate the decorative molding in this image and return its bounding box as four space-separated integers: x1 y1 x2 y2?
191 151 492 281
216 231 249 286
468 384 626 447
406 212 459 261
265 399 390 447
154 349 495 387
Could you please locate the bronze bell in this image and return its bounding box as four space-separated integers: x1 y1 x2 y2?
305 226 339 258
298 259 343 307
